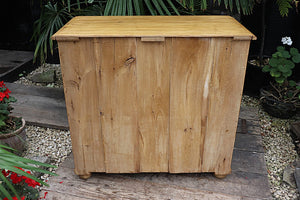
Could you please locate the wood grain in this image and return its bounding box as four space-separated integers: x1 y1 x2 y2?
169 38 213 173
52 16 256 41
201 39 250 175
136 38 171 172
57 41 87 176
55 16 253 176
96 38 139 173
58 39 105 175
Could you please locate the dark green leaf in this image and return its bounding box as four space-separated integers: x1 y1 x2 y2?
292 54 300 63
152 0 164 15
275 77 285 84
270 69 281 77
285 60 295 69
290 47 299 56
269 58 278 67
277 46 285 52
281 50 291 58
278 65 288 72
262 65 271 72
282 70 292 77
289 80 297 86
144 0 157 15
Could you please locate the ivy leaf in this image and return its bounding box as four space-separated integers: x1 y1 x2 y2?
289 80 297 86
269 58 279 67
270 69 281 78
262 65 271 72
272 52 281 58
278 65 288 72
282 70 292 77
285 60 295 69
296 86 300 90
277 46 285 52
290 47 299 56
275 77 285 84
292 54 300 63
281 50 291 58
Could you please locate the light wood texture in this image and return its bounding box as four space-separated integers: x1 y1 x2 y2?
96 38 139 173
55 16 254 177
58 39 105 175
52 16 256 41
201 39 250 175
169 38 212 173
137 38 171 172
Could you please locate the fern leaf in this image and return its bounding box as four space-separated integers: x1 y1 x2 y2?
276 0 292 16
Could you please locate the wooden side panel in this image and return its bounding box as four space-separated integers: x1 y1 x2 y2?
136 39 171 172
58 39 105 175
169 38 213 173
202 39 250 175
97 38 139 173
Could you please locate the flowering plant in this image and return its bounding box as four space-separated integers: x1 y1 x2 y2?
0 82 19 133
1 168 40 200
0 144 58 200
262 36 300 106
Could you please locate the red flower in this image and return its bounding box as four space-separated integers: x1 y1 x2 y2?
4 88 10 98
3 197 25 200
0 92 5 101
1 169 10 177
0 81 5 87
10 172 22 184
24 176 40 188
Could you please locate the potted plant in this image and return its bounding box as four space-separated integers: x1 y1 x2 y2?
0 144 57 200
0 81 26 153
261 36 300 118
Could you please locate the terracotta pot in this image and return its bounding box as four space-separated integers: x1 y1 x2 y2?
0 118 26 153
260 88 297 119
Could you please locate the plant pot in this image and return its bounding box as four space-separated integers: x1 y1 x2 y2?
260 88 297 119
0 118 26 153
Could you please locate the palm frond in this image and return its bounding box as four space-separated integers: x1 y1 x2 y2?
276 0 292 16
0 144 58 199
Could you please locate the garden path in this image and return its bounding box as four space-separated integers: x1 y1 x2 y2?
8 83 272 199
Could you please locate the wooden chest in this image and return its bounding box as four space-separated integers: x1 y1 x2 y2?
52 16 256 179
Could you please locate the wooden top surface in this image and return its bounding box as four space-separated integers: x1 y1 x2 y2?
52 16 256 41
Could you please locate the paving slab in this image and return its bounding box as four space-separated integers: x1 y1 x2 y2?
0 50 33 78
7 83 69 130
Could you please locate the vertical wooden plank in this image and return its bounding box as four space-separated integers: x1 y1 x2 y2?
137 39 170 172
98 38 139 173
77 39 105 173
58 39 105 176
202 38 250 176
169 38 213 173
58 41 86 176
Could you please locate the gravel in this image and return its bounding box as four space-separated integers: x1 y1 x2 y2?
22 126 72 182
242 95 300 200
17 64 300 199
15 63 63 88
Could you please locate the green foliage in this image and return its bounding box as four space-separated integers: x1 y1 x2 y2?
262 44 300 102
179 0 254 14
262 45 300 85
32 2 73 63
104 0 180 15
276 0 292 17
33 0 256 63
0 145 58 200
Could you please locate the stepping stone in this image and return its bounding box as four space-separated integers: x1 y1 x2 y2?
291 121 300 140
0 49 33 79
